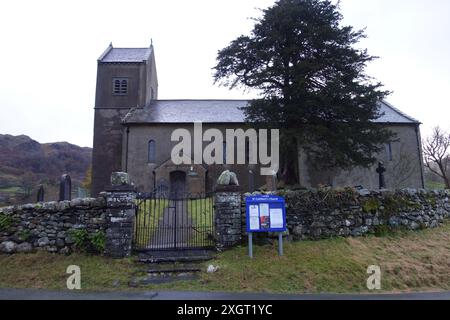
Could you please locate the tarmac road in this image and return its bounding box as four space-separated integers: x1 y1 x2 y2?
0 288 450 300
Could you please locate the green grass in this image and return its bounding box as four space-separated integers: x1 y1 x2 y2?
0 186 23 194
187 197 214 227
186 197 214 246
141 221 450 294
2 222 450 293
426 180 446 190
0 252 136 291
134 199 169 248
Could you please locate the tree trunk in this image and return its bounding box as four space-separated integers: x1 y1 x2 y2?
444 177 450 189
436 162 450 189
279 135 299 186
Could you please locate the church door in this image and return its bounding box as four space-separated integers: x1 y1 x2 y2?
170 171 186 198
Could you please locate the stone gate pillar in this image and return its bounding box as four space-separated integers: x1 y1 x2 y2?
104 172 136 258
214 185 242 249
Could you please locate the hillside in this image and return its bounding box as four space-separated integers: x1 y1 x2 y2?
0 134 92 205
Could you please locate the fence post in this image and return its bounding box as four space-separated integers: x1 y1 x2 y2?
104 172 136 258
214 185 242 250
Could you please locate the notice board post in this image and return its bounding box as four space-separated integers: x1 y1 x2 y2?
245 195 287 259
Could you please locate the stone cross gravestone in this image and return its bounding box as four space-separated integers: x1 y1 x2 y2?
36 185 45 202
376 162 386 189
59 174 72 201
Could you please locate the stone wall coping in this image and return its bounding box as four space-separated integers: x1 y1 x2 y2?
245 188 450 197
0 197 107 214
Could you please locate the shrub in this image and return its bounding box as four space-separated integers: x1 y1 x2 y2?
373 225 391 237
69 229 105 254
18 230 31 241
362 198 381 213
0 213 15 232
89 231 106 253
70 229 90 249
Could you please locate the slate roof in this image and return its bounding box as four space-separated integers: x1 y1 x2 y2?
123 100 248 124
374 100 420 124
123 99 420 125
99 46 152 63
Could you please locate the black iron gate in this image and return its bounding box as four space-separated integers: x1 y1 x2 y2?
133 192 215 251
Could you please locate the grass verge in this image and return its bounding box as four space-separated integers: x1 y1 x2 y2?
1 222 450 293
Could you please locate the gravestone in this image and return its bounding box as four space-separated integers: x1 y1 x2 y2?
59 174 72 201
376 162 386 189
36 185 45 202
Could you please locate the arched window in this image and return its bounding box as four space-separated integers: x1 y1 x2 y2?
112 78 128 95
148 140 156 163
385 142 393 161
245 140 250 164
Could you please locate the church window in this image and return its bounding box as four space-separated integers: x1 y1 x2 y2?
223 142 227 164
385 142 393 161
113 78 128 95
245 140 250 163
148 140 156 163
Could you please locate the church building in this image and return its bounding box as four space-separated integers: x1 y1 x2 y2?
91 43 425 196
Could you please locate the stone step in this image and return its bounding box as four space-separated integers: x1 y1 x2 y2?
129 272 199 286
129 260 207 287
145 265 202 274
138 255 213 264
137 249 215 264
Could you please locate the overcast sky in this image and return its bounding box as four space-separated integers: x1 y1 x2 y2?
0 0 449 147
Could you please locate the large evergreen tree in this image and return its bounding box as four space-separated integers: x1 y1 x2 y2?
213 0 394 185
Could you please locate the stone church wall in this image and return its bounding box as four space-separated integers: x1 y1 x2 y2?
92 56 157 197
299 125 424 189
124 124 267 193
92 108 130 196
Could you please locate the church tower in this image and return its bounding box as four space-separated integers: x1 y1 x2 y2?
91 42 158 195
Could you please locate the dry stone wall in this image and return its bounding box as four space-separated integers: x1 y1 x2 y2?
0 186 137 257
241 188 450 241
0 198 107 254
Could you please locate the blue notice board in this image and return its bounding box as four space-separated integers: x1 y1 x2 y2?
245 195 287 233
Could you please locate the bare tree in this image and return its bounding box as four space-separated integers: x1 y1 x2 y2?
423 127 450 189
